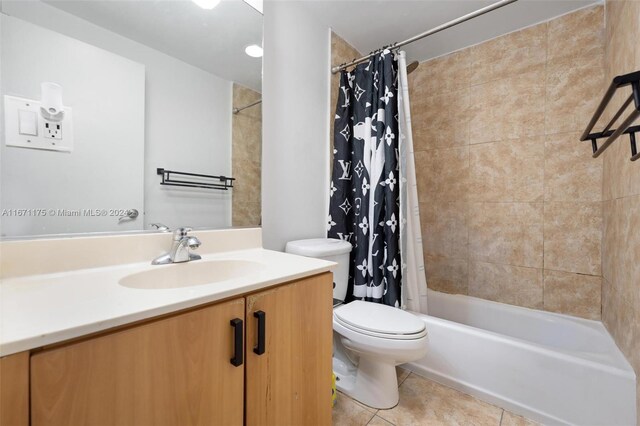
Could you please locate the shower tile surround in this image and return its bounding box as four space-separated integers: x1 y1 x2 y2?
600 0 640 419
232 83 262 226
410 5 605 320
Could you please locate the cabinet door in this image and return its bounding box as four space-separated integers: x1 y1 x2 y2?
0 352 29 426
31 298 245 426
245 272 333 426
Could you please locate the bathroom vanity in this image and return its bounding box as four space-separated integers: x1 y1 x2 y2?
0 228 334 426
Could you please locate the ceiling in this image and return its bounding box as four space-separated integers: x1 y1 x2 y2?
300 0 600 64
14 0 600 90
41 0 263 91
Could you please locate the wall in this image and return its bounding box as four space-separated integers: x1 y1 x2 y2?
261 0 330 251
410 5 605 319
232 83 262 227
1 1 232 232
0 15 145 237
329 32 361 167
601 0 640 419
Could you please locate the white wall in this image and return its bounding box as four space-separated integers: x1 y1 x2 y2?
1 1 233 233
261 1 331 250
1 15 145 237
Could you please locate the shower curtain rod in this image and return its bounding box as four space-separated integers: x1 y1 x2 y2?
331 0 518 74
233 99 262 114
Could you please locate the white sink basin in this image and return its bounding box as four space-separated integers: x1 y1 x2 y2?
119 259 265 289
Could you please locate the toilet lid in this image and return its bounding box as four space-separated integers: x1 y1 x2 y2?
334 301 426 337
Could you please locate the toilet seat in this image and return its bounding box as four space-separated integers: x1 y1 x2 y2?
334 301 427 340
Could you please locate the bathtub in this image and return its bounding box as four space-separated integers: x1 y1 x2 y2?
406 290 636 425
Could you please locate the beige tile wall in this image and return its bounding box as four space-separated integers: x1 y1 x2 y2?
601 0 640 419
410 5 605 320
232 84 262 226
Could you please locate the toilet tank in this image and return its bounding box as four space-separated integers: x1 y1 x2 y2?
285 238 352 302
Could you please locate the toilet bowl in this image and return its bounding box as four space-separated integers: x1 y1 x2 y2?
333 300 428 408
285 238 428 409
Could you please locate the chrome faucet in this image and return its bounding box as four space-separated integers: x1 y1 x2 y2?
150 222 170 232
152 227 202 265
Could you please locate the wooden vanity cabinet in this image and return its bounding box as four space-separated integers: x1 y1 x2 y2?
30 298 246 426
11 272 333 426
245 273 333 426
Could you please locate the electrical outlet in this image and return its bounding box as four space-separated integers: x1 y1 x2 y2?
44 120 62 140
4 95 73 152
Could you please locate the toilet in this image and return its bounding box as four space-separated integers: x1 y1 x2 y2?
285 238 428 409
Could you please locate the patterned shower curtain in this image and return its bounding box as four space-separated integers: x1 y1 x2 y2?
328 50 401 307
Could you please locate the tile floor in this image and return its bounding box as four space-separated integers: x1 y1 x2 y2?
332 368 539 426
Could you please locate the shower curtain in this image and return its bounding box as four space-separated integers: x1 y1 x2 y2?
328 49 402 307
397 51 428 314
328 49 428 311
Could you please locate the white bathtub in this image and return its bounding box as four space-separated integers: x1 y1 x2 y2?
406 290 636 425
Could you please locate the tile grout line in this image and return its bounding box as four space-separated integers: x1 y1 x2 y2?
411 372 518 422
599 10 606 316
363 409 377 426
465 71 473 295
414 200 604 206
365 413 395 426
375 411 394 425
398 370 411 387
412 128 590 153
542 18 550 312
373 372 411 426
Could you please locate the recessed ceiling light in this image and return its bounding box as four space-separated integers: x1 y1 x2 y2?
192 0 221 10
243 0 263 14
245 44 263 58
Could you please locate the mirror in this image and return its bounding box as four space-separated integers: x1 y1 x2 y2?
0 0 262 238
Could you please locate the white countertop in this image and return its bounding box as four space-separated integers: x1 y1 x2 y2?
0 248 335 357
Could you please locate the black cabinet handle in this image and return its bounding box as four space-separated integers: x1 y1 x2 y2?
230 318 243 367
253 310 266 355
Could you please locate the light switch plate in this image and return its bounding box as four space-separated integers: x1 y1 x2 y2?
3 95 74 152
18 110 38 136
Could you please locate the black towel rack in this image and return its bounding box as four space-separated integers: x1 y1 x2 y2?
581 70 640 161
157 168 234 190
